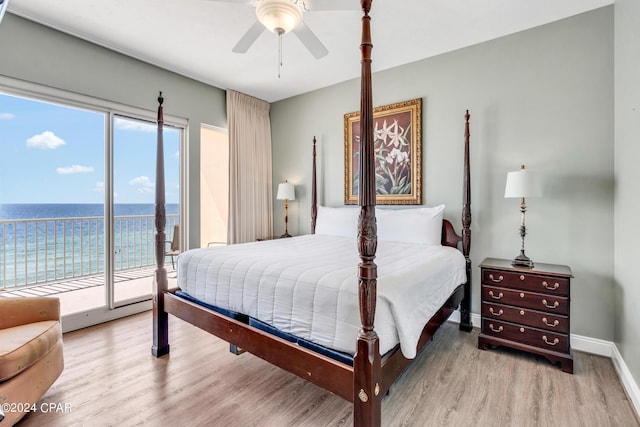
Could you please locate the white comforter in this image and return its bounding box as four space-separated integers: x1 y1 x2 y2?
177 234 466 359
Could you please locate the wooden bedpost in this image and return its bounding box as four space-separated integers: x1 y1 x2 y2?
311 136 317 234
459 110 473 332
152 91 170 357
354 1 381 426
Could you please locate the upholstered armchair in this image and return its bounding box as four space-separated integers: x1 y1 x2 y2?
0 297 64 425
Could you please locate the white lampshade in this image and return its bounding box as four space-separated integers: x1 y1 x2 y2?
256 0 303 34
277 181 295 201
504 165 541 198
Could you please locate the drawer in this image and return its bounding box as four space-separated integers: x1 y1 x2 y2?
482 268 569 296
482 285 569 315
481 302 569 333
481 318 569 353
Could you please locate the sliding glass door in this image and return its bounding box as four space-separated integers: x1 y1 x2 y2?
0 88 185 325
111 115 181 306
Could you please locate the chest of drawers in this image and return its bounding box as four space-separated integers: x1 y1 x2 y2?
478 258 573 373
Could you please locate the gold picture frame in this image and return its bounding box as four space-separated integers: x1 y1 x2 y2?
344 98 422 205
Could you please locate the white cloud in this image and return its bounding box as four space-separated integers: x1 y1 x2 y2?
27 131 66 149
129 175 154 193
0 113 15 120
92 181 104 192
115 119 156 133
57 165 94 175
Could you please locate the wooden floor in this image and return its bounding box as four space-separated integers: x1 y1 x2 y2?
19 313 639 427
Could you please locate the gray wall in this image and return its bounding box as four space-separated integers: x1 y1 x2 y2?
0 13 227 246
271 7 615 341
614 0 640 391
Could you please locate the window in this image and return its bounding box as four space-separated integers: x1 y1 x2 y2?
0 82 186 330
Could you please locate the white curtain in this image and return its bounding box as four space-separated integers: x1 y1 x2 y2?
227 90 273 243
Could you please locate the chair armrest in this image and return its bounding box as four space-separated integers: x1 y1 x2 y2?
0 297 60 329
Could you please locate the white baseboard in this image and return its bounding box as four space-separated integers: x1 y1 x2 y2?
571 333 614 357
611 343 640 419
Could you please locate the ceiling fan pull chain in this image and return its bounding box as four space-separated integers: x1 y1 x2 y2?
278 29 283 78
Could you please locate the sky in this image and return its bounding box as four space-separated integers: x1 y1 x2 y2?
0 93 180 204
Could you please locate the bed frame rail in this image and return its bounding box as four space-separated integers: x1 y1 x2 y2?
163 289 354 401
161 282 464 408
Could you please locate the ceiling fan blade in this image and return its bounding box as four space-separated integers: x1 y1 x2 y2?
232 20 266 53
292 22 328 59
0 0 9 25
303 0 360 11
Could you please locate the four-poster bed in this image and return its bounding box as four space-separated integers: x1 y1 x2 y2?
152 2 472 426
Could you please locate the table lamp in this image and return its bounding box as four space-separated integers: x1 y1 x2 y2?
504 164 541 268
276 180 295 238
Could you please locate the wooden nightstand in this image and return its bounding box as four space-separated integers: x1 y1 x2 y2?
478 257 574 373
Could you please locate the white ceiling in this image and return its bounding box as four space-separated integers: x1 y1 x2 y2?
7 0 613 103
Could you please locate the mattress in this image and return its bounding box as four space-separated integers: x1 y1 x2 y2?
177 234 466 359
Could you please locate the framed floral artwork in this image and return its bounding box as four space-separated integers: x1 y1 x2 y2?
343 98 422 205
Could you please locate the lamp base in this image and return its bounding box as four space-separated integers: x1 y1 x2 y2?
512 251 534 268
280 232 292 238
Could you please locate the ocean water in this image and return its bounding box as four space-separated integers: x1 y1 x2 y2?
0 204 179 289
0 203 179 220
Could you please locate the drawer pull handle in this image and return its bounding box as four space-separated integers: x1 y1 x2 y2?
543 281 560 290
520 310 525 316
489 308 504 316
542 336 560 346
489 291 504 300
489 274 504 283
542 318 559 327
520 292 525 298
520 327 525 333
520 275 525 281
542 299 559 309
489 324 503 333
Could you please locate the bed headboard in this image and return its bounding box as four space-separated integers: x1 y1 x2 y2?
441 219 461 248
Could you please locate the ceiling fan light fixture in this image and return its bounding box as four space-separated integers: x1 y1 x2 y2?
256 0 303 34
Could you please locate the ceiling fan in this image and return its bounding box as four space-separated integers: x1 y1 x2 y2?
210 0 359 60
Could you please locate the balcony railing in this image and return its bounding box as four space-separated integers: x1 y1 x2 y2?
0 214 179 291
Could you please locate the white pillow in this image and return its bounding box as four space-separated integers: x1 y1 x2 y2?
376 205 444 245
314 206 359 238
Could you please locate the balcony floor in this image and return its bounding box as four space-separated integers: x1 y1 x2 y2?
0 266 177 316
